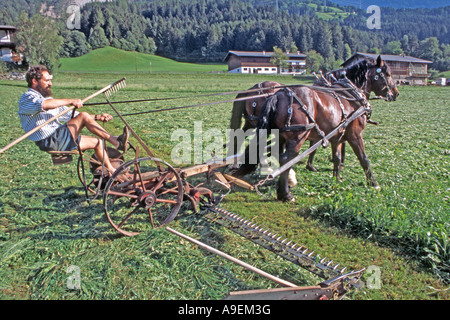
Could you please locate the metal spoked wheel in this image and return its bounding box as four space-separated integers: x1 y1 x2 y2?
103 157 184 237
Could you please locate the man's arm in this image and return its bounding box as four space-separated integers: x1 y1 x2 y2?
42 98 83 110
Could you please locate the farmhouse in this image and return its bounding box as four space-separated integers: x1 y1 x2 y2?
343 52 432 85
224 50 307 75
0 25 22 64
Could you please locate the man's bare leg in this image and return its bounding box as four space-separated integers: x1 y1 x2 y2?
66 112 120 174
67 112 120 148
78 135 117 174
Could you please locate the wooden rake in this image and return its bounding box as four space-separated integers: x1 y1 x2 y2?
0 78 127 154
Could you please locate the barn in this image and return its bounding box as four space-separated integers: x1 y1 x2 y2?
224 50 307 75
343 52 432 86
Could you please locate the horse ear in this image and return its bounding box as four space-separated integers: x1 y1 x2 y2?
377 55 384 67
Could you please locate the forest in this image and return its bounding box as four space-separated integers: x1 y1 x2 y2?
0 0 449 73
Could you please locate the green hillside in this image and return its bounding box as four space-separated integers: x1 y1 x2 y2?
60 47 227 74
306 3 351 20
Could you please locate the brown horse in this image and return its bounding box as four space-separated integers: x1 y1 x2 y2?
234 74 393 201
305 55 399 172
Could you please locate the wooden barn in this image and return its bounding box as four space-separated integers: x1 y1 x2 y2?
342 52 432 85
224 50 307 75
0 25 22 64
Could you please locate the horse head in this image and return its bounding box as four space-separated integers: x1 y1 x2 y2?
365 56 399 101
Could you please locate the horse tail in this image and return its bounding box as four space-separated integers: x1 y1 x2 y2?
257 93 278 131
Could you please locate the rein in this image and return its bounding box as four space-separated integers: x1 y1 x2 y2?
114 93 272 117
88 84 354 118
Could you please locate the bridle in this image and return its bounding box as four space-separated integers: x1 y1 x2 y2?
368 67 396 101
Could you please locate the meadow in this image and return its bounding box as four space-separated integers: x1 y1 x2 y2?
0 57 448 300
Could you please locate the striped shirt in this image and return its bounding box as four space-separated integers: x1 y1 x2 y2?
18 88 79 141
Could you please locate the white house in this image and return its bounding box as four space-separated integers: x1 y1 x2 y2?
224 50 307 75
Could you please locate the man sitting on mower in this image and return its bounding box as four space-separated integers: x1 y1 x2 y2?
18 65 129 175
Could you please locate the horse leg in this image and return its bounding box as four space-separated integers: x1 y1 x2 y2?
306 140 346 174
347 135 380 189
227 99 247 157
331 142 343 182
231 144 258 177
306 141 318 172
232 130 262 177
277 140 303 202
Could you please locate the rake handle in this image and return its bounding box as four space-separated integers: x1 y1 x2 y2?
0 78 126 154
0 106 76 154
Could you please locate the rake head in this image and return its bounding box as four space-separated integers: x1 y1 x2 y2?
104 77 127 99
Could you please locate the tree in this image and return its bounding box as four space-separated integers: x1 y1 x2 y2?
330 22 345 60
60 30 90 57
400 35 410 55
270 46 289 74
314 21 333 60
344 43 352 60
415 37 442 62
15 12 64 72
383 41 403 55
88 25 109 50
305 50 324 73
248 30 266 51
288 42 298 54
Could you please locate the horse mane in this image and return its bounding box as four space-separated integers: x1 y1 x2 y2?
342 59 375 88
324 58 376 89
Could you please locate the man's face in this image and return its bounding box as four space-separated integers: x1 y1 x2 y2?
33 71 53 98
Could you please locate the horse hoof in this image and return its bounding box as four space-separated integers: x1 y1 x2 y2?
278 193 295 203
306 165 318 172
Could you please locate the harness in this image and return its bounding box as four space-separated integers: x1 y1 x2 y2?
283 87 329 147
315 71 347 120
374 68 391 93
280 73 373 147
245 82 267 123
362 67 393 101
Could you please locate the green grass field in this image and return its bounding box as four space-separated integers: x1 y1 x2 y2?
0 52 449 300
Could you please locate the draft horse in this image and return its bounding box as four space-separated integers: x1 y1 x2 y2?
306 55 399 172
228 56 398 177
234 74 395 202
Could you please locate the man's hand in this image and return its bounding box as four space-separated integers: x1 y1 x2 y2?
95 113 113 122
71 99 83 109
